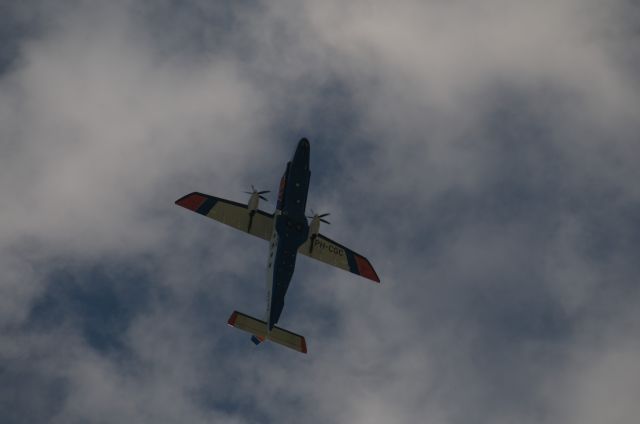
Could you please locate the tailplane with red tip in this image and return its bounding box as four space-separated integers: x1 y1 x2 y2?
227 311 307 354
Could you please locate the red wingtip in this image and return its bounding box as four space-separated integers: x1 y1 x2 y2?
355 255 381 283
300 337 308 354
175 192 207 211
227 311 238 326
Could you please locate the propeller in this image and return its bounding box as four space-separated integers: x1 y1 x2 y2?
307 209 330 224
244 185 270 201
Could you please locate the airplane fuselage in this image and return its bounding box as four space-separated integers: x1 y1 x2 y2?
265 138 311 330
175 136 379 352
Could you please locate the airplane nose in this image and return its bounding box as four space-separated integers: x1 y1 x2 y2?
294 138 310 163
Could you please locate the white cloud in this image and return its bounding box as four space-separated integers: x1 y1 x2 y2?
1 1 639 423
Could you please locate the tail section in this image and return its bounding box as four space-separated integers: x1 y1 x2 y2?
228 311 307 354
251 334 265 345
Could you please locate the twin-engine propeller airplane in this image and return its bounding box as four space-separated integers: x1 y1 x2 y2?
175 138 379 353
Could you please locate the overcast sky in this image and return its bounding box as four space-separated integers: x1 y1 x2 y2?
1 1 639 423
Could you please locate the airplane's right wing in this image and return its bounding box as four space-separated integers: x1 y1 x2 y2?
298 234 380 283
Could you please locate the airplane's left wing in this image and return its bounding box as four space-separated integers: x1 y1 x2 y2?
298 233 380 283
175 192 274 241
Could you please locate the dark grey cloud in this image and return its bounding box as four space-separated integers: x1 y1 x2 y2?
1 1 639 423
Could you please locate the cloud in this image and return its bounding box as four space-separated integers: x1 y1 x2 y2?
1 1 639 423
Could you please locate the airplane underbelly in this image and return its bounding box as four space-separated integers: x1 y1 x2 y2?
268 249 297 326
265 214 309 327
265 228 279 324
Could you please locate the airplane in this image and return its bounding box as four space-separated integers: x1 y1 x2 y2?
175 138 379 353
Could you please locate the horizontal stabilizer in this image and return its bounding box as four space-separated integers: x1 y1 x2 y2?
227 311 307 354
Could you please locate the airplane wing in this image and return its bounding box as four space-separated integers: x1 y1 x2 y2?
298 233 380 283
175 192 274 241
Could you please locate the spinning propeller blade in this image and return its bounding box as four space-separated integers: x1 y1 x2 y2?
245 185 270 202
307 210 331 224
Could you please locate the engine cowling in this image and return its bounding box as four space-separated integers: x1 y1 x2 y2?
248 192 260 212
307 211 330 236
309 216 321 237
245 185 269 213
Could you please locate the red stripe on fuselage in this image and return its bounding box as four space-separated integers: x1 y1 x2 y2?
276 174 286 210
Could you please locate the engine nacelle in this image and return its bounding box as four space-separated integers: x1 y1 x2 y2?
245 186 269 213
309 216 321 237
305 212 329 254
248 192 260 213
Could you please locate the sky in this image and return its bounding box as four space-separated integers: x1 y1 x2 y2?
1 1 639 423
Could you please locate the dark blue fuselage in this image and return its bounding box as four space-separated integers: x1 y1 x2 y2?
266 139 311 330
